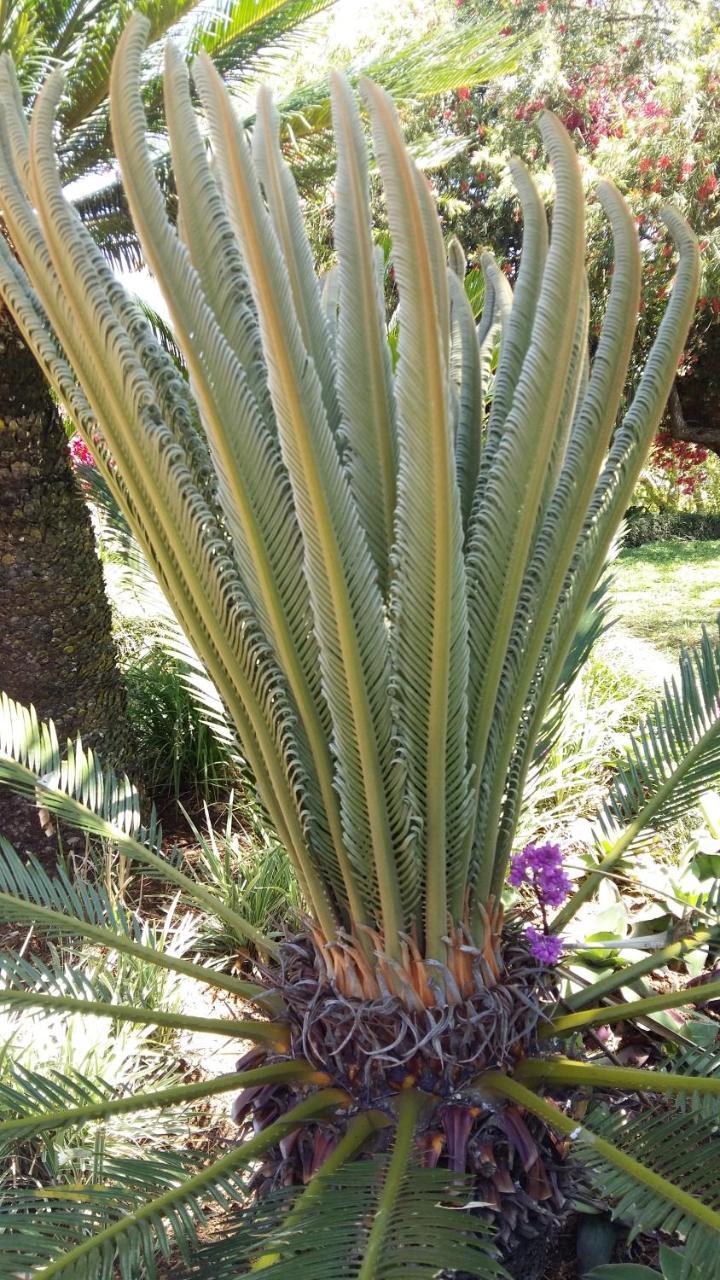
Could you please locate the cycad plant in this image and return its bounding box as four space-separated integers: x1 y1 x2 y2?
2 13 720 1277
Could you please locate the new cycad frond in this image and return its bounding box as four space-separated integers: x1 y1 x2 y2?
0 12 699 970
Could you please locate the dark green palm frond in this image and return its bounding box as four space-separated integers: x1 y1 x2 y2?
283 15 526 118
59 0 198 131
0 1148 204 1278
181 0 334 81
597 623 720 844
0 1088 345 1279
190 1095 505 1278
0 694 275 954
135 296 186 368
661 1045 720 1120
189 1158 506 1278
0 837 262 1000
580 1103 720 1277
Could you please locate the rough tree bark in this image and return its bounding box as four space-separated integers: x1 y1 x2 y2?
0 305 128 854
665 321 720 457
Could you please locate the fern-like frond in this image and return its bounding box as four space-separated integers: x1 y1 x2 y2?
0 692 277 956
0 836 266 1000
0 949 280 1044
489 1075 720 1280
192 1092 506 1278
363 78 470 954
599 623 720 842
554 624 720 929
0 1059 316 1153
2 1088 345 1278
580 1104 720 1276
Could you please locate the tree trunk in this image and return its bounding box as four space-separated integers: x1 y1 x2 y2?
665 319 720 457
0 306 128 854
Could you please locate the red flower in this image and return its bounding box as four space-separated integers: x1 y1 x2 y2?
457 86 470 101
500 26 513 36
537 0 548 11
638 157 652 173
68 434 95 468
658 155 671 170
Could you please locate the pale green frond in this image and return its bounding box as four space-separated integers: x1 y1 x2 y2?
330 71 398 592
362 78 470 955
3 41 335 932
481 158 548 467
194 49 414 945
253 84 342 440
465 113 586 902
449 265 483 529
160 39 365 922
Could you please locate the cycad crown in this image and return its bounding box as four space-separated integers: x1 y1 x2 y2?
0 13 699 980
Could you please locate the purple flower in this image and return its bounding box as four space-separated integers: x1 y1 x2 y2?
508 841 572 908
525 926 563 966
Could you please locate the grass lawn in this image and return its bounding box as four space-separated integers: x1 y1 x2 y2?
610 539 720 656
588 537 720 712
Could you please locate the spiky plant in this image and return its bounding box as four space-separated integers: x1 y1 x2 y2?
1 12 720 1277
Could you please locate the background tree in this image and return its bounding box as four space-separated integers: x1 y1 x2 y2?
425 0 720 452
0 0 335 851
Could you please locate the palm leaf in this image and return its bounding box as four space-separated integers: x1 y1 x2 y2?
0 836 266 1000
193 1092 506 1278
363 78 470 953
0 692 276 955
490 1075 720 1280
193 41 415 945
580 1104 720 1276
0 1088 345 1278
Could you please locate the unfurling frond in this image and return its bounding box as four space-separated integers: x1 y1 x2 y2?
0 13 700 959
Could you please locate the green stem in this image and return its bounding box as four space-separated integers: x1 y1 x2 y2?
251 1110 389 1271
515 1055 720 1099
0 1061 322 1140
547 976 720 1036
0 990 287 1047
358 1089 423 1280
482 1072 720 1235
564 924 720 1011
551 721 720 933
0 892 269 1002
34 1088 349 1279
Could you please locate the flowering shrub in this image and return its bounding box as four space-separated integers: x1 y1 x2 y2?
424 0 720 466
